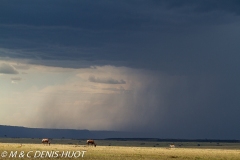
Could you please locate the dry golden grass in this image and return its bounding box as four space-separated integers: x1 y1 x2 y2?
0 143 240 160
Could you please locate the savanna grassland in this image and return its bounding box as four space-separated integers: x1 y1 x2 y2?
0 138 240 160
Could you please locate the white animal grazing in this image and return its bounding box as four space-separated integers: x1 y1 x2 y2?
169 144 175 148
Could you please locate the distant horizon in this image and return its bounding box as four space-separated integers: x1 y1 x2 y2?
0 124 130 133
0 124 240 141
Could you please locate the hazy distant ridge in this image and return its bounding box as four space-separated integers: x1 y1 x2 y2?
0 125 131 139
1 125 239 142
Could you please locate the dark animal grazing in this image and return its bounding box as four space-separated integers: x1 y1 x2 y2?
42 138 50 146
87 139 96 147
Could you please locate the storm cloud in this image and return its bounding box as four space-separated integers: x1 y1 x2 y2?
88 75 126 84
0 63 19 74
1 1 240 139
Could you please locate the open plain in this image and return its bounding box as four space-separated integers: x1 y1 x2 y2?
0 138 240 160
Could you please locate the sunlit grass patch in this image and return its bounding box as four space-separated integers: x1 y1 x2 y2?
0 140 240 160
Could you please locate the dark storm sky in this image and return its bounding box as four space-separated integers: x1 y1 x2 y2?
1 0 240 139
